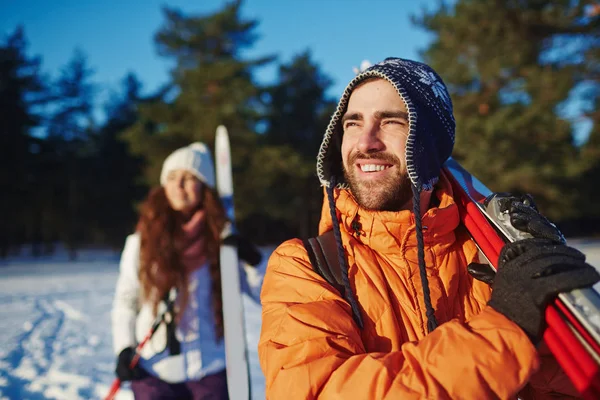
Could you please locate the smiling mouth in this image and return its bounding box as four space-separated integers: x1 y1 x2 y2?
358 163 393 172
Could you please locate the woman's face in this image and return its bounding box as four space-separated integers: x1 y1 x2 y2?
164 169 203 214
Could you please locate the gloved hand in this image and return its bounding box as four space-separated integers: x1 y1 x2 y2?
470 238 599 344
468 192 567 286
223 233 262 267
468 193 571 296
494 193 565 244
115 347 146 381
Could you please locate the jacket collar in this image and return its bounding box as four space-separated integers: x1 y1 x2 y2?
318 172 460 254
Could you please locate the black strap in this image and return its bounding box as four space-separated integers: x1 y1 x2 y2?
304 231 365 328
163 289 180 355
303 231 346 300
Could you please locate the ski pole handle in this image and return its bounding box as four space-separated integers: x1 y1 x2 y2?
103 351 144 400
103 317 163 400
104 289 176 400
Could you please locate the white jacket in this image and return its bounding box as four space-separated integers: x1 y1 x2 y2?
111 233 262 383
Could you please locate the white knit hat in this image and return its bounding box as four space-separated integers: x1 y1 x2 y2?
160 142 215 188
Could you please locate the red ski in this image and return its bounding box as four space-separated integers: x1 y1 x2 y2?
443 158 600 399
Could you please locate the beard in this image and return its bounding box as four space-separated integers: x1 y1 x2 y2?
343 151 413 211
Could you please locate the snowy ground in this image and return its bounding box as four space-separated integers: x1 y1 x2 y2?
0 247 270 400
0 240 599 400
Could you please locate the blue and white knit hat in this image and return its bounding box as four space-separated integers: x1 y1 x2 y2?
317 57 455 191
317 58 456 333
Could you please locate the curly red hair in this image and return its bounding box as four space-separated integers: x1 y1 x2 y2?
136 184 226 339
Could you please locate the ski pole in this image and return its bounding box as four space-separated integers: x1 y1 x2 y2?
104 290 177 400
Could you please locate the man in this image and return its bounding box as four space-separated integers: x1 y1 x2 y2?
258 58 599 399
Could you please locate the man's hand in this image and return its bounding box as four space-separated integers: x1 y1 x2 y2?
474 239 599 344
469 193 598 344
469 192 569 287
495 193 566 244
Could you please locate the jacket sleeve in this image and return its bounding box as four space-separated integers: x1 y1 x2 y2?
520 344 579 399
259 239 541 400
111 233 141 355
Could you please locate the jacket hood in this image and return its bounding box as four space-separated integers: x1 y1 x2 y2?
316 57 456 192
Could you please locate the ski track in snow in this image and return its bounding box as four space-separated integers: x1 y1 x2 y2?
0 248 274 400
0 258 132 400
0 243 598 399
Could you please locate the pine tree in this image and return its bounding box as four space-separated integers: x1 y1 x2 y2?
264 51 334 157
0 27 48 257
414 0 600 225
45 49 96 258
122 1 274 233
91 73 145 247
122 1 271 181
254 51 336 240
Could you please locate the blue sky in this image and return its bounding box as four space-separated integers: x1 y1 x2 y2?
1 0 593 142
0 0 438 102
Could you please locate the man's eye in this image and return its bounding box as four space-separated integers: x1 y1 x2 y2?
344 121 359 129
384 119 406 126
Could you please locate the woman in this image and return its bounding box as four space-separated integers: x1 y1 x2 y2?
111 142 262 400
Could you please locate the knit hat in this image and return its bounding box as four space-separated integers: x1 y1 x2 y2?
317 57 455 191
160 142 215 188
318 58 456 333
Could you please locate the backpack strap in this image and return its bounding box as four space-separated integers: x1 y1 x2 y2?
303 231 364 327
303 231 346 304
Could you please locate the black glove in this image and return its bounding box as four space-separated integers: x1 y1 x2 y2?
115 347 146 381
495 193 565 244
471 238 599 344
223 233 262 267
468 192 567 286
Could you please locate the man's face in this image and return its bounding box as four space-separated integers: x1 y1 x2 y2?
341 78 412 211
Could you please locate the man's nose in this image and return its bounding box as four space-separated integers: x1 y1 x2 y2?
357 122 384 154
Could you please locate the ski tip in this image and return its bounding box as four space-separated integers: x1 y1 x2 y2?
352 60 372 75
216 125 228 137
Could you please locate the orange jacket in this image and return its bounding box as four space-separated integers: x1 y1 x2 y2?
259 174 577 399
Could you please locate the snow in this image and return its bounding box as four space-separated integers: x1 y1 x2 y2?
0 241 599 399
0 246 273 400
